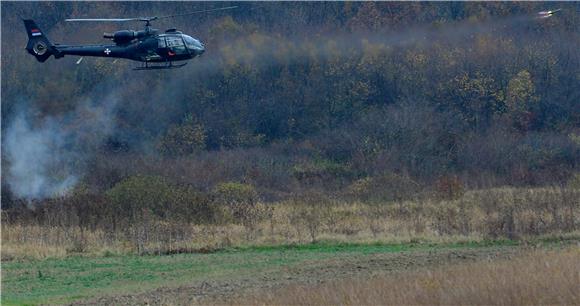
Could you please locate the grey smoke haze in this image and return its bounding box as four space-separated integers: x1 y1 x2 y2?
4 94 119 200
5 113 78 199
174 12 550 83
159 13 549 103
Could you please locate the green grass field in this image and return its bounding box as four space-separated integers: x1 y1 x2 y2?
0 239 564 305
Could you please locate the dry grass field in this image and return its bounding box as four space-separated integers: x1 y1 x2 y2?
241 246 580 305
3 187 578 260
2 186 578 304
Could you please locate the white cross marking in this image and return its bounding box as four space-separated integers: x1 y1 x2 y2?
104 48 111 55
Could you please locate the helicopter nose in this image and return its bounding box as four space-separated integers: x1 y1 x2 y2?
198 43 205 56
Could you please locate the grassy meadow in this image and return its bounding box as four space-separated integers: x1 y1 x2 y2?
1 239 568 305
2 185 578 304
244 245 580 305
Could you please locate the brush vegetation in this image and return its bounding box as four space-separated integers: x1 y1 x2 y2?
2 186 578 259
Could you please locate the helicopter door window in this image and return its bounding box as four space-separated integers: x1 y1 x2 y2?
165 36 187 55
158 37 167 48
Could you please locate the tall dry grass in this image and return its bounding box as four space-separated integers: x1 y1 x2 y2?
2 187 578 259
243 246 580 305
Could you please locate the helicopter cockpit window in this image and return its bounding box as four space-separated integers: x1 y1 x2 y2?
183 35 203 51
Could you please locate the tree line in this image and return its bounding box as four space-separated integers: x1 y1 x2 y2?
1 2 579 205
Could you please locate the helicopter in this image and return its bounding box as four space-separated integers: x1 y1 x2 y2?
23 6 237 70
536 8 562 19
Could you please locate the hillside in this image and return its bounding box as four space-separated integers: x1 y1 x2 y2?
2 2 579 204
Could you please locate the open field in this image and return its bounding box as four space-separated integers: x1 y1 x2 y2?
1 238 577 305
2 183 578 305
242 244 580 306
3 186 578 304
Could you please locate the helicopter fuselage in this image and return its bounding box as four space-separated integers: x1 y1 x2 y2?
52 32 204 63
24 19 205 68
24 6 235 69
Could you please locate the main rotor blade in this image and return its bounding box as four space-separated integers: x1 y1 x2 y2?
155 6 238 20
65 18 140 22
65 6 237 23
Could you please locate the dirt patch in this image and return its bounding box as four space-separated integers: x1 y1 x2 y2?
72 245 525 305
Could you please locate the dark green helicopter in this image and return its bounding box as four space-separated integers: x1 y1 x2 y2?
23 6 236 70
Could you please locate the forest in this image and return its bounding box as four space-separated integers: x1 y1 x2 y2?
1 2 579 257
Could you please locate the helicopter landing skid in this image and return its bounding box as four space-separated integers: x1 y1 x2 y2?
134 62 188 71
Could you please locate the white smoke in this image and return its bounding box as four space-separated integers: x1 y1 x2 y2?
4 94 119 200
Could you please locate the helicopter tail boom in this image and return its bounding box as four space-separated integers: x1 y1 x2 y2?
23 19 57 62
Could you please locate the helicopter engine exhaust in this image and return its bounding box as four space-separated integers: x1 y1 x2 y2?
104 30 138 44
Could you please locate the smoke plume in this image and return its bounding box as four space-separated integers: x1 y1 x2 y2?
4 94 119 200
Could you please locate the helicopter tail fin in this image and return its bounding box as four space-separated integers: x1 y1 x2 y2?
23 19 56 62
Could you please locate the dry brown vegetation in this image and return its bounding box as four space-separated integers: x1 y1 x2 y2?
241 246 580 305
2 186 578 259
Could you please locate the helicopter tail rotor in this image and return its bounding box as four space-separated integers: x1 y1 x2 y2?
23 19 58 62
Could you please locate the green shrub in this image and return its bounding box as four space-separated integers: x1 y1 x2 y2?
213 182 265 226
106 175 213 224
158 114 207 156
